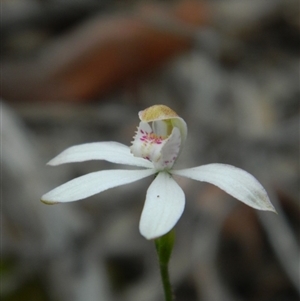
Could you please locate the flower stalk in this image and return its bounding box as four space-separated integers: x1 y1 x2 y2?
155 230 175 301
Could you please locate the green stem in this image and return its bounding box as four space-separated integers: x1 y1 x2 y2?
155 230 175 301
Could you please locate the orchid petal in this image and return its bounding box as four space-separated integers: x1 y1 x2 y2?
172 164 276 212
41 169 155 204
139 172 185 239
158 127 181 170
47 142 153 168
130 122 158 160
170 117 187 149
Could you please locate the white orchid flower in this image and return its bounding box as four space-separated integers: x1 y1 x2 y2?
41 105 275 239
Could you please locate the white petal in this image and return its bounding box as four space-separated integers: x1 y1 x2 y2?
47 142 153 168
41 169 155 204
139 172 185 239
170 117 188 149
172 164 276 212
130 122 155 159
158 127 181 170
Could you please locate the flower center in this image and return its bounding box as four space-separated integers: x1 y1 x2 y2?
140 130 165 146
130 121 181 171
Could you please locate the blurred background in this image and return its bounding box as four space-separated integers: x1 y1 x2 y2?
1 0 299 300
